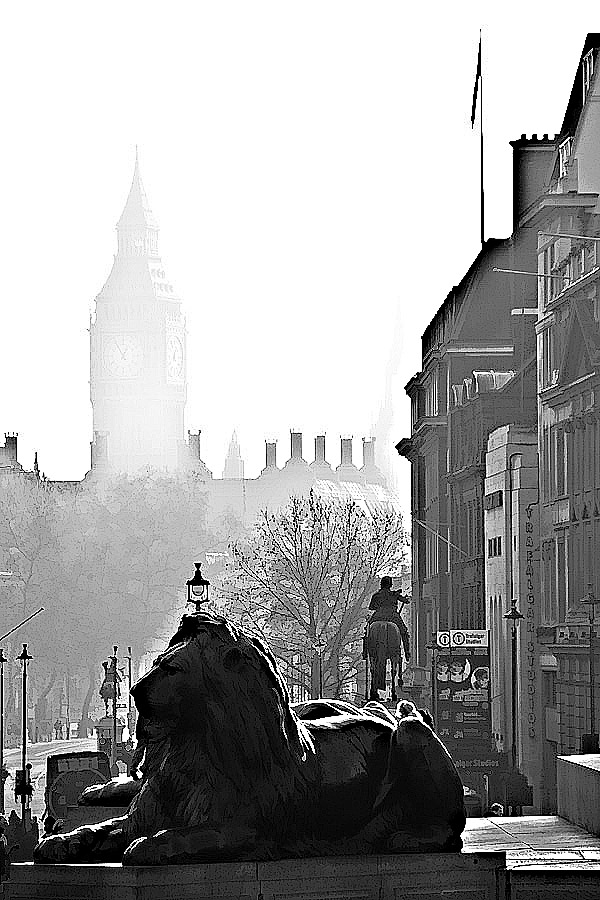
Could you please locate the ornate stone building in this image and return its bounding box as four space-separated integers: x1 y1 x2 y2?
89 151 187 476
396 234 538 670
448 358 536 631
516 35 600 769
398 33 600 813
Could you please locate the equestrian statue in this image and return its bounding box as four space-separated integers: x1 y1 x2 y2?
365 576 410 702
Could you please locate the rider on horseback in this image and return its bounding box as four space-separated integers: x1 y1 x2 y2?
367 576 411 663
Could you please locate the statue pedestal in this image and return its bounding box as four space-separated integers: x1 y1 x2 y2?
5 851 506 900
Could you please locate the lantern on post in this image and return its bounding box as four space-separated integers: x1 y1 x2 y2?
186 563 210 611
503 601 524 774
580 585 599 753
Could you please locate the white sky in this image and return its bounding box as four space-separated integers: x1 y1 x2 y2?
0 2 594 513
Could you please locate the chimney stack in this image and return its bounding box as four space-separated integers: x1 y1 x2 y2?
290 431 303 461
361 437 385 485
340 437 353 467
4 433 17 464
265 441 277 469
310 434 332 476
315 435 326 463
185 429 213 479
336 435 364 483
91 431 109 470
188 429 201 460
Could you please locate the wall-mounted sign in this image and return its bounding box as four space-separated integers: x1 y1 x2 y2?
437 630 488 649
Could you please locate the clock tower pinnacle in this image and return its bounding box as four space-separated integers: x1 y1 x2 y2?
89 152 187 476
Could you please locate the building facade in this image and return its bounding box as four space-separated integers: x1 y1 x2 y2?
484 426 545 808
448 358 536 634
396 234 538 671
515 35 600 772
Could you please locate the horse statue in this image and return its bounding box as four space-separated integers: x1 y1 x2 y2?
366 620 403 702
365 576 410 702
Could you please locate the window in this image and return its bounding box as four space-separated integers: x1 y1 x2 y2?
424 375 438 417
542 539 556 623
541 426 551 502
542 671 557 708
557 533 568 622
425 530 439 579
488 536 502 558
559 137 573 179
551 425 568 498
484 490 503 510
465 499 479 558
540 326 555 389
583 49 595 101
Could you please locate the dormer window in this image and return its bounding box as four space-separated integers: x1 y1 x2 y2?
559 137 572 178
583 49 595 101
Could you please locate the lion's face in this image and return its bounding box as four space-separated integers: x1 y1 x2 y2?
132 614 256 729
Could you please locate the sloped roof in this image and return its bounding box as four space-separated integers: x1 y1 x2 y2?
117 150 158 230
314 478 402 514
560 33 600 140
96 255 179 303
560 302 600 383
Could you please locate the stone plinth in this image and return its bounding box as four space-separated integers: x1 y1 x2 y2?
4 852 506 900
557 754 600 835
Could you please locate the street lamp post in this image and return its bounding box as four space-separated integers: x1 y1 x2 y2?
425 636 438 725
127 646 134 737
112 646 118 775
65 668 70 740
504 602 524 774
581 586 599 754
17 643 33 829
0 649 6 815
315 643 326 697
186 563 210 611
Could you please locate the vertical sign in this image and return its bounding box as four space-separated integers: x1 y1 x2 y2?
435 631 492 752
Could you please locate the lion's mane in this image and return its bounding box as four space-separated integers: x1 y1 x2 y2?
124 613 318 845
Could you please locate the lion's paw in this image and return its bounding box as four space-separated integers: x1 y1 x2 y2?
34 834 82 863
386 825 461 853
123 835 164 866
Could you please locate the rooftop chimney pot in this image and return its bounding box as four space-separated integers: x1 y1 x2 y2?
290 431 303 461
265 441 277 469
340 437 353 467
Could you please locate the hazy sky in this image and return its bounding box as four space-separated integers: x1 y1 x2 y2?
0 2 594 511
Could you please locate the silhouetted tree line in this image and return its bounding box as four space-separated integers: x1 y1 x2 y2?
0 473 215 734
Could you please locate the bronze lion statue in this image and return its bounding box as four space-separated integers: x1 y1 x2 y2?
35 612 465 865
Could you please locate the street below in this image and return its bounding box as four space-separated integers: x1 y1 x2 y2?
2 737 96 820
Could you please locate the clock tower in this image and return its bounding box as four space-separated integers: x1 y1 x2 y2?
90 152 187 475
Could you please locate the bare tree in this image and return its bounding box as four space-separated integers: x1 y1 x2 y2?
222 491 407 699
0 475 56 619
0 471 216 735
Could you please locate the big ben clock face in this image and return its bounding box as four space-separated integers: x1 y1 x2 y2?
103 335 143 378
166 334 184 380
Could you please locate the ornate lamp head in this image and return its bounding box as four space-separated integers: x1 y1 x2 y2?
186 562 210 610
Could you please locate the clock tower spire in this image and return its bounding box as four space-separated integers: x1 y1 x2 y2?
89 151 187 476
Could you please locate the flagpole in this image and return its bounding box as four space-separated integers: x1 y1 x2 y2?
471 31 484 249
480 29 484 249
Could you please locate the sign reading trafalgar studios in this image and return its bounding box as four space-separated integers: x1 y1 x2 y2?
435 630 491 751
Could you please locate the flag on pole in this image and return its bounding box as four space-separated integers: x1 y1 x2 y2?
471 34 482 127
